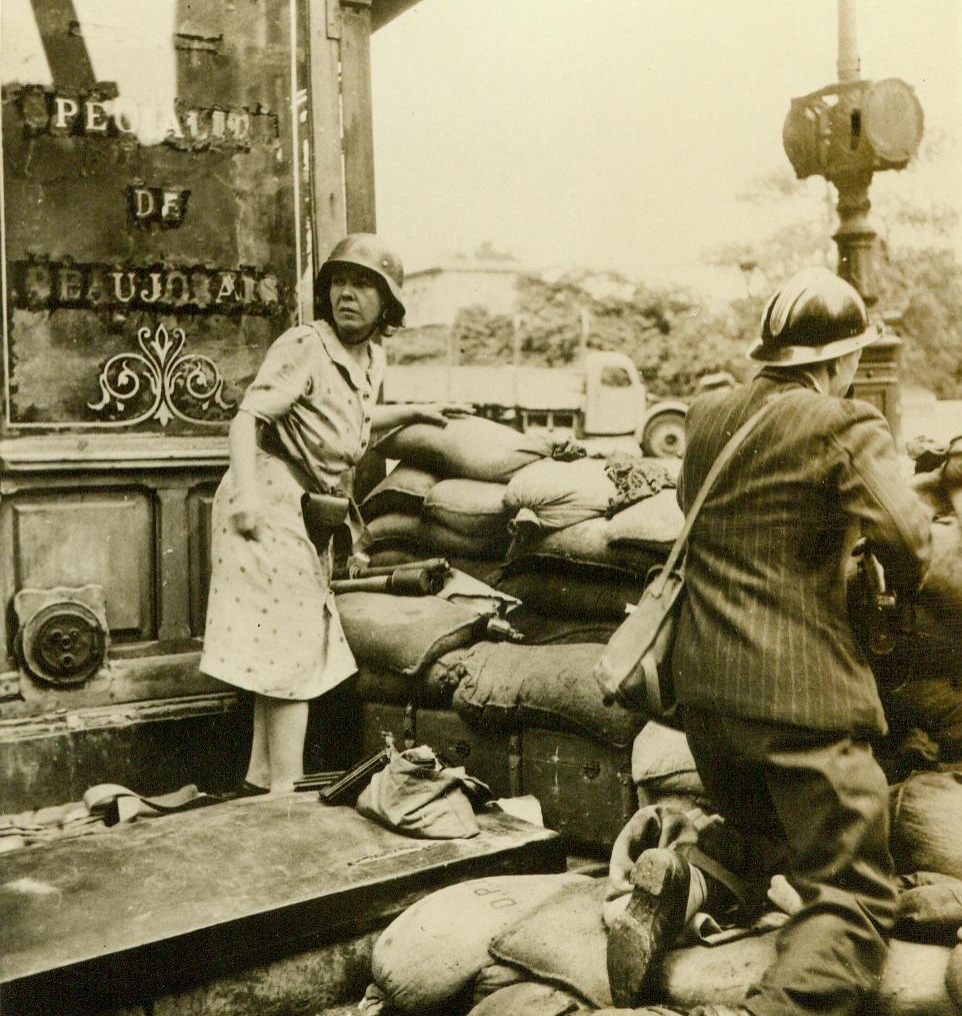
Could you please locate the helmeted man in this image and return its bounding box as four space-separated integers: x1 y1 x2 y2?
607 267 933 1016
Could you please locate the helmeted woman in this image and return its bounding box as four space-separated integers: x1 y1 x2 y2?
201 234 467 793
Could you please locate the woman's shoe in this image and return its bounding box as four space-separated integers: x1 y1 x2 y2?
216 780 271 801
237 779 270 797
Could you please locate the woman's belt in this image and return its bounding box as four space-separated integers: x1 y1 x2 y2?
256 426 367 554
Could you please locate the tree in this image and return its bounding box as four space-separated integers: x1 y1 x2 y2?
710 156 962 397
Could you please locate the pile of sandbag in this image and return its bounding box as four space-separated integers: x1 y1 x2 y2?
362 863 962 1016
362 417 565 572
362 416 684 641
496 487 681 625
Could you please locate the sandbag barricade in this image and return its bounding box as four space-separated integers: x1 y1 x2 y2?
369 869 962 1016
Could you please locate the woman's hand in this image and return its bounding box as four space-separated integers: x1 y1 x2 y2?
231 500 263 541
413 402 476 427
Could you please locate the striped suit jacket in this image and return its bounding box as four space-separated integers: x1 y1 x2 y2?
672 369 932 735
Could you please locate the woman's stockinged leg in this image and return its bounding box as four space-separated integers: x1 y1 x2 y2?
245 695 272 790
264 697 309 792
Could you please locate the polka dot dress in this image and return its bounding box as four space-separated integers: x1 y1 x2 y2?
200 451 357 700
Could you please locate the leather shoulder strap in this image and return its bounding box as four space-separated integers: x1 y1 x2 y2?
658 395 782 579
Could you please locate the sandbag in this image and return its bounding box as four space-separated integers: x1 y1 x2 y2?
471 963 528 1005
631 721 705 800
451 642 647 748
504 458 617 535
896 874 962 944
878 675 962 765
508 516 663 575
891 771 962 880
467 981 590 1016
378 417 557 483
651 933 957 1016
420 518 510 560
504 605 619 646
495 560 646 621
335 593 487 676
424 478 510 537
365 511 423 547
370 872 588 1014
353 660 458 708
367 547 420 568
489 878 613 1008
948 940 962 1011
605 489 685 552
360 465 438 521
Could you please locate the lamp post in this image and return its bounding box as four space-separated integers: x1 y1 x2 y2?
781 0 924 439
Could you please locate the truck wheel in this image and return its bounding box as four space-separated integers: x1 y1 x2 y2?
642 410 686 458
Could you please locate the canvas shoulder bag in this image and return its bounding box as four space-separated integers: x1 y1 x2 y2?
592 397 781 715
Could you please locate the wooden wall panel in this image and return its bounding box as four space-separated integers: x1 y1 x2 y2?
189 487 218 637
12 493 155 638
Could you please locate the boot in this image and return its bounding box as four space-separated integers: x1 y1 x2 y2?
606 848 692 1007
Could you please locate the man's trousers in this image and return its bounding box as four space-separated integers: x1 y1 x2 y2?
682 707 898 1016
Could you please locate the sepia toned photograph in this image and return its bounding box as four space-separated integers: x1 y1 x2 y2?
2 1 961 1014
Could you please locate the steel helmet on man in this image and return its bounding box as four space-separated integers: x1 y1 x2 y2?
316 233 405 328
748 266 879 367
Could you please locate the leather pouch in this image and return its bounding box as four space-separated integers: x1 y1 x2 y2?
301 491 350 556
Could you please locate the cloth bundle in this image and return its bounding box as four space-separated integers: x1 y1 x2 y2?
356 744 493 840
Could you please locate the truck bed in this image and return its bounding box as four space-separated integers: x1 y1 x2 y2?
383 364 585 412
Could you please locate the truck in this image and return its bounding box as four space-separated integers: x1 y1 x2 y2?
383 350 692 457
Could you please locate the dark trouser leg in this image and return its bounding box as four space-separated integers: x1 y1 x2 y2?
683 708 897 1016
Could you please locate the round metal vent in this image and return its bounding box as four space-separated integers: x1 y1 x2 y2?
20 601 107 686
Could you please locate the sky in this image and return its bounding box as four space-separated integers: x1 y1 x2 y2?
370 0 962 291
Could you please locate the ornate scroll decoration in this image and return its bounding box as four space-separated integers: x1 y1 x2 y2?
88 322 234 426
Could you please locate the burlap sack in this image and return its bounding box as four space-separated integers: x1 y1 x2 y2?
495 560 646 621
505 458 616 535
651 934 956 1015
605 489 685 552
424 478 510 536
896 873 962 944
467 982 590 1016
377 418 557 483
489 878 613 1008
451 642 647 748
891 771 962 879
335 593 487 676
360 465 438 521
508 516 662 575
370 873 588 1014
364 511 423 549
419 518 510 560
353 660 458 708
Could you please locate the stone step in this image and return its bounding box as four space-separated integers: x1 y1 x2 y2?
1 794 565 1016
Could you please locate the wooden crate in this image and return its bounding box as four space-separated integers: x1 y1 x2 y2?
520 727 636 855
413 708 520 799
